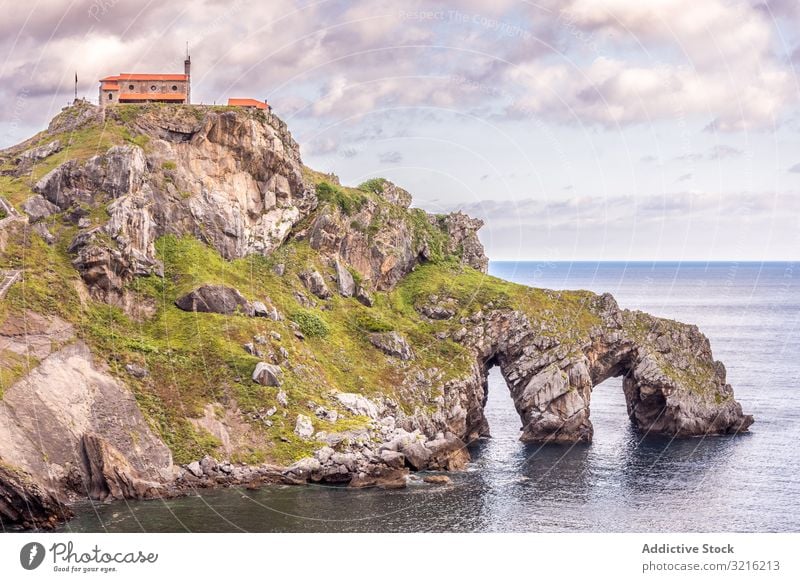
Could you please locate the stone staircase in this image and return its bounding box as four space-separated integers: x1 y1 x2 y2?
0 269 21 300
0 195 24 300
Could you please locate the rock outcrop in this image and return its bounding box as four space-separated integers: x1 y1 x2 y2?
0 340 174 524
175 285 254 316
369 331 414 361
31 106 313 304
306 180 487 291
0 462 72 530
81 434 166 501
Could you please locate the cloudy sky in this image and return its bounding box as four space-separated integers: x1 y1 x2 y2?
2 0 799 260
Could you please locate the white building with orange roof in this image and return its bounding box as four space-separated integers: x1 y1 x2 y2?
99 55 191 107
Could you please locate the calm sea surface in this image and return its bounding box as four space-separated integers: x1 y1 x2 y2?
61 262 800 532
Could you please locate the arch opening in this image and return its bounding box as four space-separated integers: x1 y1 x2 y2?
468 346 651 446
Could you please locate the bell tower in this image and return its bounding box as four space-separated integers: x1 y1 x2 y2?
184 43 191 104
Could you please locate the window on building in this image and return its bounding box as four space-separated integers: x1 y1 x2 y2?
108 93 113 100
172 85 178 91
129 84 134 90
150 85 157 91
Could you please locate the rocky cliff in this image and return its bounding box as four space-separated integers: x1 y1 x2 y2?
0 101 752 529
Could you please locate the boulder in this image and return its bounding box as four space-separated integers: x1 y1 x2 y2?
314 406 338 423
32 222 56 244
243 342 262 357
21 195 60 223
314 446 335 465
379 450 406 469
334 259 355 297
398 440 432 470
335 392 379 418
175 285 254 316
426 434 470 470
298 270 331 299
125 363 149 379
294 414 314 439
199 455 218 475
355 285 374 307
423 475 452 485
277 390 289 406
369 331 414 360
418 303 456 320
284 457 321 481
348 466 408 489
252 362 282 386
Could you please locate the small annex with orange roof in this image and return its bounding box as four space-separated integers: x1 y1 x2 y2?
227 98 269 110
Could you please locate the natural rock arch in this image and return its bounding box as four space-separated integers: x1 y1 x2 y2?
440 294 753 445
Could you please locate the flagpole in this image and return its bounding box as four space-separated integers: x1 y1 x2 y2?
74 72 78 101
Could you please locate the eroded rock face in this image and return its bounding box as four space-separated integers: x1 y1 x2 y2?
32 107 313 303
81 434 166 501
306 183 487 291
0 341 174 502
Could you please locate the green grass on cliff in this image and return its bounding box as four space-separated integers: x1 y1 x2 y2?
0 222 605 464
72 235 478 464
0 109 133 210
0 103 612 465
396 261 601 342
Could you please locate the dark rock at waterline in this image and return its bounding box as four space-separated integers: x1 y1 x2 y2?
81 433 166 501
423 474 451 485
348 467 408 489
0 463 72 530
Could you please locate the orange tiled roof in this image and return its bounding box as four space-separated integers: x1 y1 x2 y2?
101 83 120 90
100 73 188 82
118 93 186 101
227 98 268 109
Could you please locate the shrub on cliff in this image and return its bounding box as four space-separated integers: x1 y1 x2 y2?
290 309 330 337
316 181 366 216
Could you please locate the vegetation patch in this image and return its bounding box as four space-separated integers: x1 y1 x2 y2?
358 177 388 194
315 181 366 216
290 309 330 337
0 350 34 399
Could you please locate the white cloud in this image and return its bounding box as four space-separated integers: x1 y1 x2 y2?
504 55 793 131
503 0 798 130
